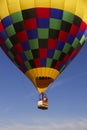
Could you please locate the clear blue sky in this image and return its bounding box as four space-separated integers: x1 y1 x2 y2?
0 42 87 130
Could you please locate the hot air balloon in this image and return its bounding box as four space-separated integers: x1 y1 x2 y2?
0 0 87 110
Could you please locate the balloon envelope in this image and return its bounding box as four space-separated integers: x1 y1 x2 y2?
0 0 87 93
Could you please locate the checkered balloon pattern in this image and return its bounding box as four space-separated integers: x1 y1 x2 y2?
0 8 87 74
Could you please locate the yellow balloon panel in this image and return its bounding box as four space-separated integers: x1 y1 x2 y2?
26 68 59 81
51 0 65 10
35 0 51 7
26 68 60 93
64 0 77 14
20 0 35 10
0 0 9 19
81 0 87 22
75 0 85 19
6 0 21 14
